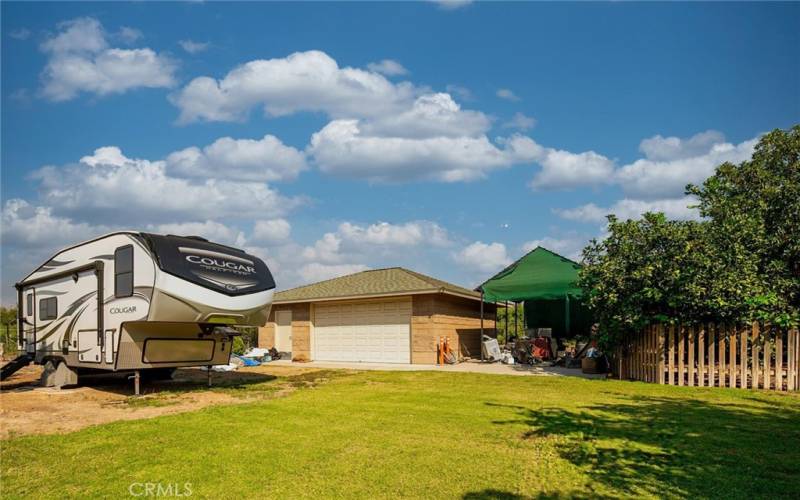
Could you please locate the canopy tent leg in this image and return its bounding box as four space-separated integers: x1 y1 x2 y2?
565 294 571 336
504 301 509 344
515 302 520 340
493 301 497 339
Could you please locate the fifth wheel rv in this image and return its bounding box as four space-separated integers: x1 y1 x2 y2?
3 232 275 391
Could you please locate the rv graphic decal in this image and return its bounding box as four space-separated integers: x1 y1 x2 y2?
180 247 257 272
177 246 261 291
110 306 137 314
42 258 74 269
185 254 257 273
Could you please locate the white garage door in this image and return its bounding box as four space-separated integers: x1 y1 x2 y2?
313 299 411 363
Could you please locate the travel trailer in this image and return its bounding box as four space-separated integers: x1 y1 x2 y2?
3 232 275 390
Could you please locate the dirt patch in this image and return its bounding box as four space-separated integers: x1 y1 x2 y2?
0 364 342 439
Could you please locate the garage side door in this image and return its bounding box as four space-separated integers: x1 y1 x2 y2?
313 299 411 363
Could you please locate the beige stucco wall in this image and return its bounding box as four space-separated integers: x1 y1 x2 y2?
258 303 311 361
410 294 496 363
258 293 495 364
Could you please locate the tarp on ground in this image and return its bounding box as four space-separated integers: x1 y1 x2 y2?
477 247 593 337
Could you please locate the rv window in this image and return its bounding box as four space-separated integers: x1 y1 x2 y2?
115 245 134 297
39 297 57 320
26 293 33 316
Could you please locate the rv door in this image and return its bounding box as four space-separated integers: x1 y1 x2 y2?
39 269 100 359
21 288 36 355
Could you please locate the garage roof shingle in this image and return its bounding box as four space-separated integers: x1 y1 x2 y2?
274 267 480 303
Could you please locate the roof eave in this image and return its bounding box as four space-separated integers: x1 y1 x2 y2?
272 288 483 305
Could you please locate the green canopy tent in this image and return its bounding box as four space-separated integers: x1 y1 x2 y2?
477 247 593 347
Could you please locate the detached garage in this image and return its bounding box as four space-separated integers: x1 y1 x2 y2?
258 268 495 364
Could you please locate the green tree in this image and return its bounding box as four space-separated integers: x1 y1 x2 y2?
687 125 800 329
1 306 19 355
495 302 525 344
579 213 713 348
580 125 800 349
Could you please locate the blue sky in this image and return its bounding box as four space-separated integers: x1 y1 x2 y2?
2 1 799 303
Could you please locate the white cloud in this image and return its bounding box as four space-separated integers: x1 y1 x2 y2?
1 199 110 302
9 28 31 40
431 0 473 10
251 219 292 245
170 50 559 185
179 39 209 54
503 112 536 131
297 220 449 265
171 50 418 123
522 235 587 262
166 134 307 182
301 233 345 264
616 134 757 199
32 146 303 223
1 199 102 248
367 59 408 76
445 84 474 102
117 27 142 44
247 219 452 289
297 263 370 284
308 120 539 182
41 17 106 54
149 220 246 247
40 17 176 101
453 241 511 274
638 130 726 161
496 88 520 101
554 196 701 223
359 93 491 139
338 221 450 247
513 129 760 239
529 147 616 190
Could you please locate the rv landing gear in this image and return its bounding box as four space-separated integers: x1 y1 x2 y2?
133 370 141 396
207 366 212 387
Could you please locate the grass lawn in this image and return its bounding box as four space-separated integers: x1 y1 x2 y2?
2 370 799 499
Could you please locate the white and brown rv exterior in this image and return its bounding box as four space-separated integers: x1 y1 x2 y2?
13 232 275 388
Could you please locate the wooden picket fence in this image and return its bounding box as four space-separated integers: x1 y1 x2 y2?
616 324 800 391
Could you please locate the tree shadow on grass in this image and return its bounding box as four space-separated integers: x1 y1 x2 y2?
462 489 605 500
486 395 800 498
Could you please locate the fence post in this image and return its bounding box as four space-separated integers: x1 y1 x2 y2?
752 324 761 389
717 326 728 387
776 330 784 391
657 324 665 385
790 329 797 391
668 325 675 385
698 324 705 387
639 326 645 382
688 325 695 387
740 326 748 389
647 325 656 383
763 326 771 391
796 329 800 391
650 325 656 383
678 325 685 386
709 324 716 387
729 327 737 388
